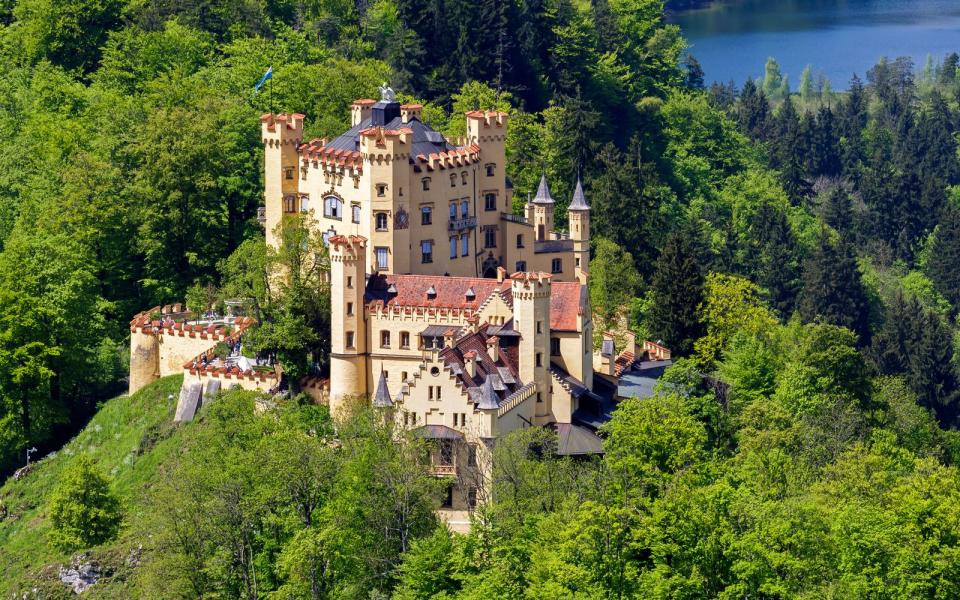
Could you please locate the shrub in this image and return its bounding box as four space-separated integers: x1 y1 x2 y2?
48 456 122 551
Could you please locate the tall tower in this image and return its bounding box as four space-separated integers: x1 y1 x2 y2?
568 177 591 281
531 174 555 241
329 235 368 417
261 113 304 249
511 272 553 425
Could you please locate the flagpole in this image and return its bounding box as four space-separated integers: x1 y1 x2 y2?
270 66 274 114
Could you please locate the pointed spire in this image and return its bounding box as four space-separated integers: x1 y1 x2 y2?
476 375 499 410
532 172 554 205
373 371 392 408
569 177 590 211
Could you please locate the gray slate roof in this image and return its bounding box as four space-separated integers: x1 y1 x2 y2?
569 178 590 211
373 371 393 407
476 376 500 410
532 173 555 205
325 116 457 158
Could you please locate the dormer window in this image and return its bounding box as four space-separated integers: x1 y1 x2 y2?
426 285 437 299
465 287 476 301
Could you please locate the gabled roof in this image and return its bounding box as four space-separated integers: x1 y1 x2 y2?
373 371 392 407
532 173 555 205
476 376 499 410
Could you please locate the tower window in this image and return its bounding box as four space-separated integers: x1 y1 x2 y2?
450 203 458 220
516 234 524 248
461 234 469 256
551 258 562 273
381 330 391 348
347 276 353 288
515 260 526 272
551 337 560 356
421 206 432 225
422 177 431 191
484 229 497 248
536 352 542 367
484 193 497 211
376 183 387 197
468 488 477 509
450 237 457 259
345 331 355 349
324 196 342 220
450 173 457 187
400 332 410 349
352 204 361 223
375 212 389 231
421 240 433 263
461 199 469 218
485 163 495 177
283 195 296 213
285 167 294 180
536 321 542 334
347 302 354 316
468 444 477 466
461 171 468 185
375 247 389 270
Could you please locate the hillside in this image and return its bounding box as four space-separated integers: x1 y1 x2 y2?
0 376 185 598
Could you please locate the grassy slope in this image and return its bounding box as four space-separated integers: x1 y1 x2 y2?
0 376 187 598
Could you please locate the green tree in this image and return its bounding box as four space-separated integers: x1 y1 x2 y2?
394 526 460 599
12 0 124 73
799 64 813 104
799 229 871 343
647 225 705 356
695 273 778 366
762 57 784 98
589 237 643 334
49 455 122 550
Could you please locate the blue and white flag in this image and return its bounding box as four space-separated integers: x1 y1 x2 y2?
255 66 273 92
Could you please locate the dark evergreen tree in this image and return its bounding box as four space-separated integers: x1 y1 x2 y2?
682 54 705 90
752 203 802 317
926 205 960 310
809 104 841 177
737 79 770 140
646 224 705 356
821 186 853 236
799 229 871 343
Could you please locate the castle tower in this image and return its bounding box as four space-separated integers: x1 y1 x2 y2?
261 113 304 249
329 235 369 417
351 99 375 126
511 272 553 425
128 328 159 395
531 174 555 241
568 177 591 281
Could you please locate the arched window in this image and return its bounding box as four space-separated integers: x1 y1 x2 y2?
324 196 342 220
450 173 457 187
422 177 431 191
376 212 389 231
461 171 468 185
352 205 361 223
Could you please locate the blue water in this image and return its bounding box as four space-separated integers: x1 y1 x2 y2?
667 0 960 89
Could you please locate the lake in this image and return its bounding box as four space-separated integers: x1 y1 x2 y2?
667 0 960 89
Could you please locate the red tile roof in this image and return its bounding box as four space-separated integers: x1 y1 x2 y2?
365 274 584 331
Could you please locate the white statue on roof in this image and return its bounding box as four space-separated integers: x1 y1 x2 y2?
379 82 396 103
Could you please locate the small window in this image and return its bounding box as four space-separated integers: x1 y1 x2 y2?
347 276 353 288
381 330 391 348
485 163 495 177
422 177 431 191
551 337 560 356
283 195 296 213
347 302 354 316
551 258 562 273
468 444 477 467
484 193 497 211
421 206 432 225
375 247 389 270
376 183 387 197
575 257 581 268
461 234 469 257
536 392 543 403
345 331 355 348
467 488 477 509
324 196 342 220
376 212 389 231
402 371 408 381
536 321 542 334
536 352 542 367
450 173 457 187
450 237 457 259
461 199 469 218
516 260 526 272
516 234 524 248
484 229 497 248
400 332 410 349
442 486 453 508
285 167 294 180
301 166 308 180
461 171 468 185
449 203 458 220
352 204 361 224
453 413 459 426
421 240 433 263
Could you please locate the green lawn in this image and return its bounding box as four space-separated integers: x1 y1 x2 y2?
0 376 187 598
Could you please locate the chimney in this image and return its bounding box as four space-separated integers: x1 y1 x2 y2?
487 336 499 363
351 99 375 126
496 266 506 282
443 328 455 348
401 103 422 123
464 351 477 378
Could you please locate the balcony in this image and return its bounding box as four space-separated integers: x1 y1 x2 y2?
448 216 477 232
500 212 528 225
430 463 457 477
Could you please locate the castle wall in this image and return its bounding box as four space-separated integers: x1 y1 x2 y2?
129 330 160 395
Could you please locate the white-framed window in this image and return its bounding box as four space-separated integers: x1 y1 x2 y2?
484 193 497 211
324 196 342 219
381 330 391 348
400 332 410 349
421 240 433 263
551 258 562 273
450 237 457 259
376 212 389 231
375 247 389 270
352 204 361 223
299 195 310 213
421 206 432 225
461 234 469 256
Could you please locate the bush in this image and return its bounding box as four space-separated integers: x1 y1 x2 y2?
48 456 122 551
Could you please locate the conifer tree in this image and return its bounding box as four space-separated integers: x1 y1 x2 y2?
822 186 853 235
49 455 123 550
799 229 871 343
647 225 705 356
926 205 960 310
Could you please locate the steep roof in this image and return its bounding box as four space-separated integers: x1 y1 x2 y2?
569 178 590 211
373 371 392 407
365 274 586 331
532 173 555 204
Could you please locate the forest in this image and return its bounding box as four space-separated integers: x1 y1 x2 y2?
2 0 960 596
